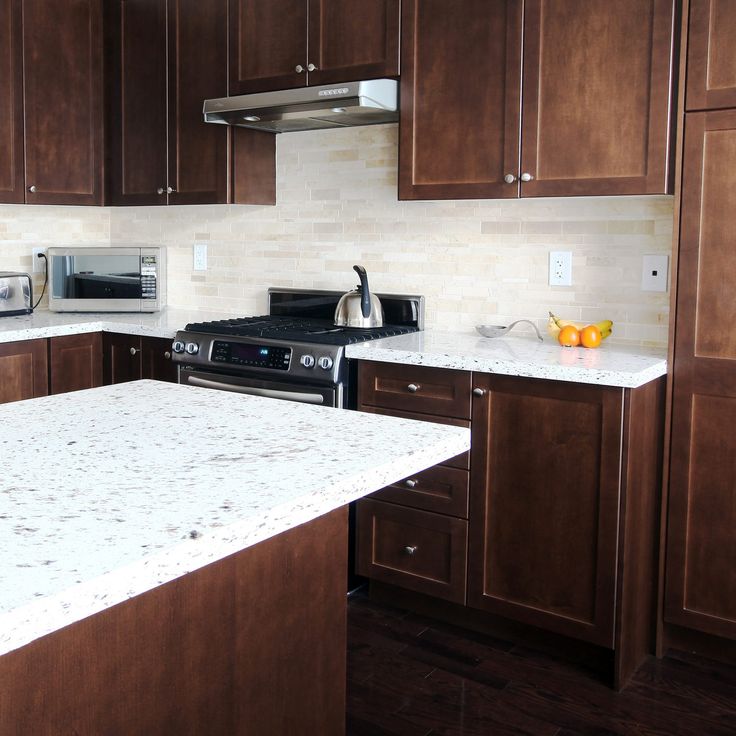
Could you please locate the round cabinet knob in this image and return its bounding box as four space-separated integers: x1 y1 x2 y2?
307 63 317 72
317 356 333 370
403 546 418 556
295 64 304 73
172 340 186 354
504 174 517 184
129 347 139 356
166 186 175 194
164 351 172 360
407 383 421 393
300 354 315 368
28 185 37 193
184 342 199 355
520 172 535 182
472 387 487 397
157 187 165 195
405 479 418 489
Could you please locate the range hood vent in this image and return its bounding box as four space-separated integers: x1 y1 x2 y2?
203 79 398 134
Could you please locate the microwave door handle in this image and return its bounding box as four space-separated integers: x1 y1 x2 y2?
186 376 325 405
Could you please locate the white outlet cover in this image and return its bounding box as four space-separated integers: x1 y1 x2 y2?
641 254 669 292
32 247 46 273
193 243 208 271
549 251 572 287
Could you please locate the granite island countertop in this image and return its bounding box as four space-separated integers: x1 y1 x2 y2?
0 380 469 657
346 330 667 388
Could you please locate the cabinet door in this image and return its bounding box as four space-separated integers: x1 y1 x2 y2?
141 336 178 383
519 0 675 197
665 111 736 640
399 0 522 200
0 339 48 404
108 0 168 206
229 0 308 95
0 0 23 204
468 375 623 647
687 0 736 111
307 0 399 86
49 333 102 395
22 0 104 205
103 333 142 385
167 0 229 205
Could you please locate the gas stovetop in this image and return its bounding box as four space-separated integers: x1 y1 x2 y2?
183 316 418 346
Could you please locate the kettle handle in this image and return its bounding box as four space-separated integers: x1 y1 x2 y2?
353 265 371 319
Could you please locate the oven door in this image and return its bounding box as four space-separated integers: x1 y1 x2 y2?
179 368 342 408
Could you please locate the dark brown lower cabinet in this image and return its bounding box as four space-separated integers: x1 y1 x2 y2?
103 333 177 385
357 361 666 689
0 508 347 735
0 339 48 404
49 333 102 395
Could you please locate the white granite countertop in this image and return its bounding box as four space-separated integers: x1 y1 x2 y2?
0 308 234 343
346 330 667 388
0 381 469 657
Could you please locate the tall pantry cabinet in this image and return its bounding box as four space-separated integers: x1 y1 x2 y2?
664 0 736 648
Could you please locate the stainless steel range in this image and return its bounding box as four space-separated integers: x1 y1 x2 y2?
171 288 424 409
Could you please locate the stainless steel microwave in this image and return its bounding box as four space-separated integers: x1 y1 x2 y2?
47 246 166 312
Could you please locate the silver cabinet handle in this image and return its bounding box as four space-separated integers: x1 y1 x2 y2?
166 186 175 194
130 347 139 356
504 174 517 184
520 172 534 182
403 546 418 555
307 63 317 72
164 351 171 360
407 383 421 393
295 64 304 73
405 479 418 489
472 387 487 397
28 185 37 193
157 187 165 195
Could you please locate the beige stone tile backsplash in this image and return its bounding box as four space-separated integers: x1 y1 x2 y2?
1 124 673 346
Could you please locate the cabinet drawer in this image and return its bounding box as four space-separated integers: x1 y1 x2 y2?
361 405 470 469
357 499 467 604
370 464 469 518
359 361 472 419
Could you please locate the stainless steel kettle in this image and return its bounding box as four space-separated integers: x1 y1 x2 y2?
334 265 383 328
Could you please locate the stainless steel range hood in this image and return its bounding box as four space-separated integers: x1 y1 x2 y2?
203 79 398 134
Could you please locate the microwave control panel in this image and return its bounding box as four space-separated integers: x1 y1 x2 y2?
141 256 157 300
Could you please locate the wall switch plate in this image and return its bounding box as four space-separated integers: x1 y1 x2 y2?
32 247 46 273
193 243 208 271
641 254 669 292
549 251 572 286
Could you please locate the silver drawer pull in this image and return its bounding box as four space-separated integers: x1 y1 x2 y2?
472 387 487 397
405 479 418 489
403 546 418 555
407 383 421 393
129 347 139 356
164 351 172 359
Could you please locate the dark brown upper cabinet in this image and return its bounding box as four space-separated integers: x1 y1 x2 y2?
400 0 676 200
109 0 228 205
229 0 400 95
0 0 24 204
686 0 736 111
1 0 104 205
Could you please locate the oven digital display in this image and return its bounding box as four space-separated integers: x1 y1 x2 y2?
211 341 291 370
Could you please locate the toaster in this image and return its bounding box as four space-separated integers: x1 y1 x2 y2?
0 272 33 316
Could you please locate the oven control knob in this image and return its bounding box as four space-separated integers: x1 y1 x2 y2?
318 356 334 371
300 355 315 369
184 342 199 355
172 340 186 354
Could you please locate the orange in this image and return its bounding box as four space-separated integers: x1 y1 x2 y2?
558 325 580 347
580 324 602 349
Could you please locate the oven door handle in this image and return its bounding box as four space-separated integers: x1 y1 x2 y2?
186 376 325 405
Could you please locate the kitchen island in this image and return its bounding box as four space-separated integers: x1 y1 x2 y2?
0 381 469 735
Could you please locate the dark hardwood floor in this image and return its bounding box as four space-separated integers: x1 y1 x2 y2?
346 591 736 736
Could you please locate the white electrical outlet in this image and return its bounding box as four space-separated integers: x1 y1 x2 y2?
32 247 46 273
193 243 208 271
641 254 669 292
549 251 572 286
